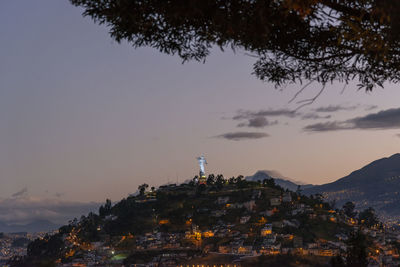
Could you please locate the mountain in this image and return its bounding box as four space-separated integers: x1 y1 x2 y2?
245 170 314 191
0 219 60 233
303 153 400 217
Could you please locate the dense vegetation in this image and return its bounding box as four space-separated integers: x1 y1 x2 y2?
70 0 400 91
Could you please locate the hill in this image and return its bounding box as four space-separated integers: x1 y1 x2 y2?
20 176 355 266
303 153 400 218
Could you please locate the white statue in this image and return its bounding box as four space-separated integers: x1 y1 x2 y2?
197 155 207 176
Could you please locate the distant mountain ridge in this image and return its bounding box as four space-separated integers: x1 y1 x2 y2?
303 153 400 217
245 170 314 191
0 220 60 233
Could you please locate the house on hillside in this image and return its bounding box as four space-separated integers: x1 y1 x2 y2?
240 216 251 224
282 192 292 202
270 197 281 206
216 196 229 205
261 224 273 236
244 200 256 211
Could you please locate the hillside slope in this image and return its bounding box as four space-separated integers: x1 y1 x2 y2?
21 178 350 266
303 153 400 216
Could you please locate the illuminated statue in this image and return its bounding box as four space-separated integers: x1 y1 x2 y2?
197 155 207 178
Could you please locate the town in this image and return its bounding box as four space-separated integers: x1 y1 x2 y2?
1 231 57 265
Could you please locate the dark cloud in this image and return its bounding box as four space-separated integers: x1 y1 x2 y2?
304 108 400 132
350 108 400 129
365 105 378 111
301 113 332 120
11 187 28 198
303 121 348 132
216 132 269 141
233 109 297 120
232 108 294 129
237 117 278 128
314 105 358 113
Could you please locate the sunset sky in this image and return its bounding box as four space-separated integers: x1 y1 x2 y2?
2 0 400 207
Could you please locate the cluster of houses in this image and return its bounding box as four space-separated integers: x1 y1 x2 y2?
121 190 400 266
43 186 400 266
0 232 49 265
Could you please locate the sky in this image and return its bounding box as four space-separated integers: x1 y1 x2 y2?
2 0 400 222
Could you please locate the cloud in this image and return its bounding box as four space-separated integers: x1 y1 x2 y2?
365 105 378 111
0 189 99 225
237 117 278 128
216 132 269 141
314 105 358 113
350 108 400 129
11 187 28 198
233 109 297 120
55 192 64 198
304 108 400 132
0 196 99 225
303 121 349 132
301 113 332 120
231 108 295 129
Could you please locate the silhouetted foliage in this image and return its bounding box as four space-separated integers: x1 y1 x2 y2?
99 198 112 217
206 174 215 185
188 176 197 187
342 201 357 218
70 0 400 91
263 178 276 187
346 230 368 267
27 234 64 259
138 183 149 196
358 207 379 227
236 175 247 188
196 183 207 195
215 174 225 191
329 255 345 267
296 185 302 195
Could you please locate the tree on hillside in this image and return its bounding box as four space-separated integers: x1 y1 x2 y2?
215 174 225 191
99 198 112 217
71 0 400 96
342 201 357 218
329 255 345 267
263 178 275 187
236 175 248 188
358 207 379 227
138 183 149 196
206 174 215 185
346 230 368 267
